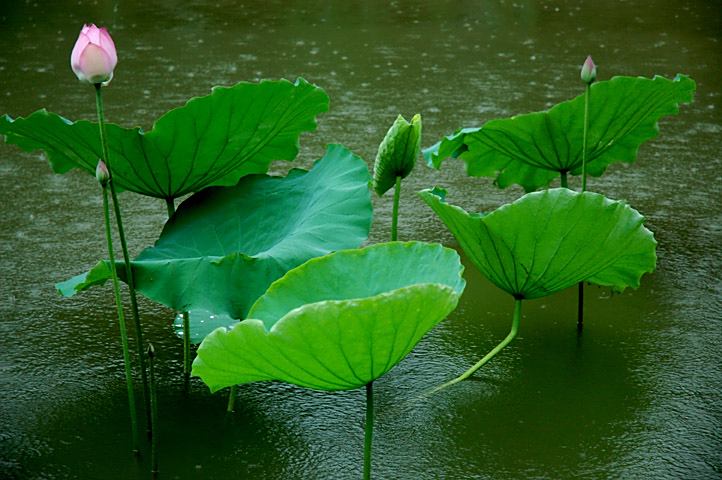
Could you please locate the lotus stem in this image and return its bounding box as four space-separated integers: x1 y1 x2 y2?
101 183 139 455
364 381 374 480
581 83 590 192
165 197 175 219
163 197 192 388
95 84 152 436
430 299 522 394
227 385 237 413
147 343 159 478
560 171 568 188
182 311 191 388
391 176 401 241
577 282 585 333
577 83 591 331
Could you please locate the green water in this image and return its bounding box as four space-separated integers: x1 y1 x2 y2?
1 1 720 478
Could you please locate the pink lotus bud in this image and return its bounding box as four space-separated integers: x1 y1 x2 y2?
580 55 597 84
70 24 118 85
96 160 110 185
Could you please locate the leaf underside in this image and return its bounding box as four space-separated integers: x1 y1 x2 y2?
419 187 657 299
423 75 695 191
1 78 329 198
58 144 373 321
192 242 466 392
173 310 239 345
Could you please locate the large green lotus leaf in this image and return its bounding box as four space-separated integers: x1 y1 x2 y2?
419 187 656 299
423 75 695 191
192 242 466 392
372 114 422 195
0 78 328 199
57 144 372 320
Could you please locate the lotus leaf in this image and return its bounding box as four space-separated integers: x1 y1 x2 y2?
419 187 657 299
424 75 695 191
0 78 329 199
372 114 422 196
192 242 466 392
57 144 372 321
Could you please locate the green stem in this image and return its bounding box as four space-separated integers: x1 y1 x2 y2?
95 84 151 436
147 343 159 478
581 84 590 192
391 176 401 242
577 282 584 332
578 83 591 331
227 385 237 413
560 171 568 189
163 197 192 387
102 185 139 455
165 197 175 219
182 311 191 388
431 299 522 394
363 381 374 480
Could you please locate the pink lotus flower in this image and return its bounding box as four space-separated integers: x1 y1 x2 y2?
95 159 110 185
580 55 597 84
70 24 117 85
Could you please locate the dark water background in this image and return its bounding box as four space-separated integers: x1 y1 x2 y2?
1 1 720 478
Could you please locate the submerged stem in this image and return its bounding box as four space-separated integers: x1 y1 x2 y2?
364 381 374 480
102 185 139 454
147 344 159 478
391 176 401 241
560 171 568 189
95 84 151 435
430 299 522 394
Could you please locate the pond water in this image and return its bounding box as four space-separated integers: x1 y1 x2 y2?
1 1 720 479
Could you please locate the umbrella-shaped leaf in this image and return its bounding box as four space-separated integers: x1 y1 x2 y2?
423 75 695 191
419 187 656 299
57 144 372 320
372 114 422 195
192 242 466 392
0 78 329 198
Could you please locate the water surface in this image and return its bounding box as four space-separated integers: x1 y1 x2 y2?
1 1 720 479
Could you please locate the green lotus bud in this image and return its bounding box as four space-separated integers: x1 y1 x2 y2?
580 55 597 84
372 113 422 196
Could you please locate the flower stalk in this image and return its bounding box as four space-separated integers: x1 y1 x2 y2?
147 343 159 478
578 55 596 331
95 84 152 434
99 168 139 454
581 83 591 192
391 176 401 241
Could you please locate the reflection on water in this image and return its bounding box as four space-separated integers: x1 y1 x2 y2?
1 1 720 479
